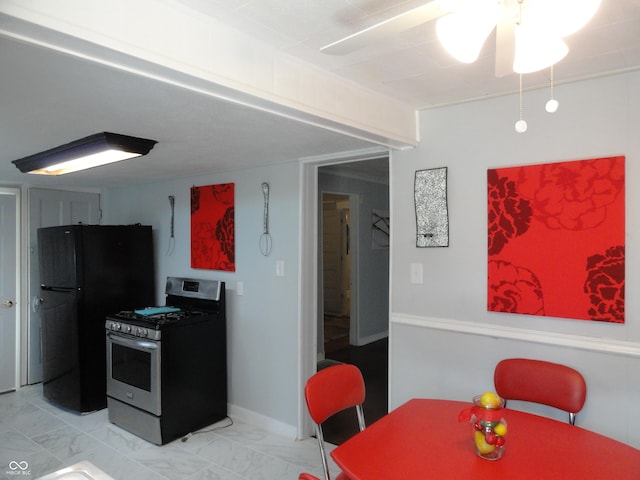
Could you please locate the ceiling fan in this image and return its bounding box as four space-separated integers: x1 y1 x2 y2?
321 0 601 77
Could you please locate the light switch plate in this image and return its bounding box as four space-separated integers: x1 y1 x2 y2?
276 260 285 277
410 263 424 284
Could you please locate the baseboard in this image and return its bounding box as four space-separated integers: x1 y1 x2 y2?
356 330 388 346
228 403 297 438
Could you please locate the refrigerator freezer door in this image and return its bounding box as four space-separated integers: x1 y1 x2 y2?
38 226 80 288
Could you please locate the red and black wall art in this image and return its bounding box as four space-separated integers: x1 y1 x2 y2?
487 156 625 323
191 183 235 271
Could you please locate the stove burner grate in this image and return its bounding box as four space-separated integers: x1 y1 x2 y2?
112 307 214 327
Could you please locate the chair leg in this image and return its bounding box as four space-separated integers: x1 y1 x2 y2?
356 405 366 432
315 424 332 480
569 412 576 425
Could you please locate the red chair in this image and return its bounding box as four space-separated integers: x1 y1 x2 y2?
299 474 321 480
494 358 587 425
301 363 366 480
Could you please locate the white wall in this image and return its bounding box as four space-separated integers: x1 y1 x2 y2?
390 70 640 447
103 161 302 434
99 69 640 446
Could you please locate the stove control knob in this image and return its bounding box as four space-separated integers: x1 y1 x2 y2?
116 323 122 331
126 325 132 333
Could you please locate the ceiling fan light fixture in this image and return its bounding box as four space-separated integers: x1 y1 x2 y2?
436 1 499 63
522 0 602 38
545 64 559 113
11 132 157 175
513 24 568 74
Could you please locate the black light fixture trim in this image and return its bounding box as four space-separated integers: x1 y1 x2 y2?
11 132 157 174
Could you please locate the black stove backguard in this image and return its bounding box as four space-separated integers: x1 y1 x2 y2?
106 277 227 445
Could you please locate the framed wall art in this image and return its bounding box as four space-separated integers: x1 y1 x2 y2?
191 183 235 271
487 156 625 323
414 167 449 247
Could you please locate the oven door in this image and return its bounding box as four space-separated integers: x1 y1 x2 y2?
106 332 161 416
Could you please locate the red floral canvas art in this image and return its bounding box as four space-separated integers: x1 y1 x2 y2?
487 156 625 323
191 183 235 271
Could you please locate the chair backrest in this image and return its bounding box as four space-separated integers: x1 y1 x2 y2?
304 363 366 480
305 363 366 425
494 358 586 424
299 474 321 480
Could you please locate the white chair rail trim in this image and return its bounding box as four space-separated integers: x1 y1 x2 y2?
391 313 640 359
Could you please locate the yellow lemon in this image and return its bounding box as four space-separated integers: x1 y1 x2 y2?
494 423 507 436
479 391 502 408
474 431 496 454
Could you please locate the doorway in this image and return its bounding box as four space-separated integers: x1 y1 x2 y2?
322 193 352 354
298 149 390 439
315 157 390 444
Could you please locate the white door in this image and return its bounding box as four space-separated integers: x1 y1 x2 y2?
0 189 19 393
27 189 100 384
322 194 352 316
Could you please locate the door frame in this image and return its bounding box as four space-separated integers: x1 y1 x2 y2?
25 188 101 385
0 186 21 392
297 147 388 438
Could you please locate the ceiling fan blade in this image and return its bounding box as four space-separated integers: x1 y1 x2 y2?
321 1 446 55
494 15 515 77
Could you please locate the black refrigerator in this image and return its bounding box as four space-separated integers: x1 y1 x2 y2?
38 225 155 413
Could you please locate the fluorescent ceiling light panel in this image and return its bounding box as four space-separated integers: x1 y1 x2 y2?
11 132 157 175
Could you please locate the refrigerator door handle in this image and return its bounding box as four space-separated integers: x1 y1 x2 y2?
41 286 79 292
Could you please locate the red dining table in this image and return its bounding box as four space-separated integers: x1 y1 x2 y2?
330 398 640 479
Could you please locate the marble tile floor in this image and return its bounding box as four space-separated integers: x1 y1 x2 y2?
0 384 340 480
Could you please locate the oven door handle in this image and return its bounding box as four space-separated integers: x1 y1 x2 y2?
107 333 158 350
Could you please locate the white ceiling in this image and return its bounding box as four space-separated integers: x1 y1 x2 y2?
180 0 640 107
0 37 377 189
1 0 639 189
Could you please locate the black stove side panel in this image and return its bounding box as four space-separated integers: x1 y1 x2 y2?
160 290 227 443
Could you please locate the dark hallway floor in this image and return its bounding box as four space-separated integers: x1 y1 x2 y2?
319 338 388 445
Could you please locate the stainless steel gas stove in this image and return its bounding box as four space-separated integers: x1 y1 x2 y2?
105 277 227 445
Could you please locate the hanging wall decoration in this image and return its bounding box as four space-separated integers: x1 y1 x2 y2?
191 183 235 271
372 209 390 249
415 167 449 247
166 195 175 256
259 182 273 256
487 156 625 323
